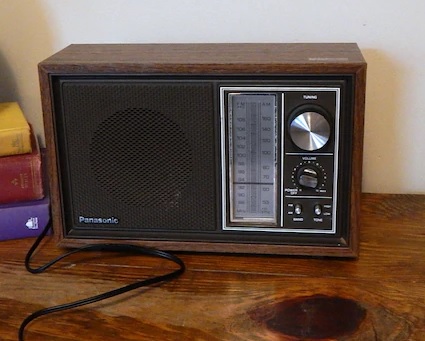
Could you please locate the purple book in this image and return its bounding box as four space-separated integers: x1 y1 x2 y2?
0 194 50 241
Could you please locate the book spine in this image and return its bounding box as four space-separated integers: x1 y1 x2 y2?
0 153 43 204
0 199 50 241
0 128 32 157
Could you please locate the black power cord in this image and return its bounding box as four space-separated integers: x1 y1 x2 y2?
19 221 186 340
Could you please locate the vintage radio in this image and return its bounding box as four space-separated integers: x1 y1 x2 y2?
39 43 366 257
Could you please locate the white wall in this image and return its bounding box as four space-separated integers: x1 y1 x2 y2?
1 0 424 194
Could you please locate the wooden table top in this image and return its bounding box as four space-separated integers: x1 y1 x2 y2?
1 193 424 340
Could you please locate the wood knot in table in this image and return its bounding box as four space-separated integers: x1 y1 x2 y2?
248 294 366 339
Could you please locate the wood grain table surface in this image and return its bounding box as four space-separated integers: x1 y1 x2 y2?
1 193 424 340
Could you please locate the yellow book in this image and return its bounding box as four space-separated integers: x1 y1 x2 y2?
0 102 31 157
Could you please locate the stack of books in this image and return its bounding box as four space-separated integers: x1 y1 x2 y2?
0 102 50 241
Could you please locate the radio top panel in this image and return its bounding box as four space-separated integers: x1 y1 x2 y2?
38 43 366 75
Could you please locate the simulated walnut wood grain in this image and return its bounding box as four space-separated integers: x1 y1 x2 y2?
38 43 366 74
39 43 367 257
0 194 424 340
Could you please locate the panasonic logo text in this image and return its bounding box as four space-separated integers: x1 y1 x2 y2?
79 216 119 224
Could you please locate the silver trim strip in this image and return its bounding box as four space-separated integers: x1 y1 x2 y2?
220 86 340 235
285 195 333 199
223 226 335 234
285 152 333 156
281 92 285 227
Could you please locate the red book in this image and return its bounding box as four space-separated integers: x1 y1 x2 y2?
0 130 44 204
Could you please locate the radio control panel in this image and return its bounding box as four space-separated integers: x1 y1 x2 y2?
220 86 340 234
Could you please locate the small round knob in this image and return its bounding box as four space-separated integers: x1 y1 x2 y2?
294 204 303 215
297 166 319 189
289 110 330 151
314 204 322 215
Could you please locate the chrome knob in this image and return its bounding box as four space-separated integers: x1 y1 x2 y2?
314 204 322 215
297 166 319 189
294 204 303 215
289 111 330 151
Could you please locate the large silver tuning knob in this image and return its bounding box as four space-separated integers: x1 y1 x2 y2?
289 111 330 151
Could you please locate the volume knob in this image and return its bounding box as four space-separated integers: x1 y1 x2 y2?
297 166 319 189
289 111 330 151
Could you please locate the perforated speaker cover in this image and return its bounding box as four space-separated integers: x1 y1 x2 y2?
56 80 217 233
90 107 192 208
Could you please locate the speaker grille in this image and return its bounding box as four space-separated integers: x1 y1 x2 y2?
90 108 192 207
57 80 217 232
